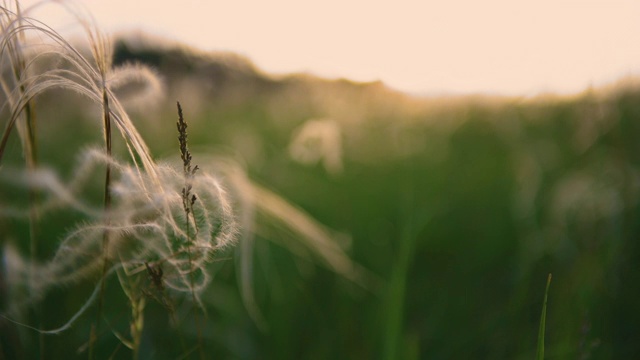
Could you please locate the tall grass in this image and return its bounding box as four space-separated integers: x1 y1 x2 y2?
0 1 369 358
536 274 552 360
0 1 42 356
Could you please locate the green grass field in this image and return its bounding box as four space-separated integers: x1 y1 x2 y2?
2 3 640 359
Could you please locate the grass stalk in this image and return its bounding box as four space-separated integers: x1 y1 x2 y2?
177 101 205 360
92 86 113 358
130 286 145 360
536 273 552 360
383 157 422 360
186 246 204 360
383 214 416 360
113 266 145 360
143 260 188 356
24 85 43 360
2 3 43 356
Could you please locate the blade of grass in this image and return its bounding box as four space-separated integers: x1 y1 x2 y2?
536 273 552 360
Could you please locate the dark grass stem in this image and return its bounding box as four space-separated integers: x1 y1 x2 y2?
177 102 205 360
536 274 552 360
93 87 113 358
24 92 43 360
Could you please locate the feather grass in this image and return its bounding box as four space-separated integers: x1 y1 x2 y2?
0 3 373 358
1 1 43 355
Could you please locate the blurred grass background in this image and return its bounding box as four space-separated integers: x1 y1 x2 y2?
2 36 640 359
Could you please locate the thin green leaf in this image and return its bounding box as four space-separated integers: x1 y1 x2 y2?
536 273 552 360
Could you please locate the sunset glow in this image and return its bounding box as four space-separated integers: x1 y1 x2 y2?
21 0 640 95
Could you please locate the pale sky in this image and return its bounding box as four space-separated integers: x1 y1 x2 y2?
19 0 640 96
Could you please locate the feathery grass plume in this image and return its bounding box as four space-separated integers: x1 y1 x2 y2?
0 7 223 355
0 2 41 353
1 4 371 356
1 144 237 328
0 0 38 198
0 1 160 177
2 147 371 332
109 63 165 111
0 5 164 351
0 0 39 272
1 148 236 288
